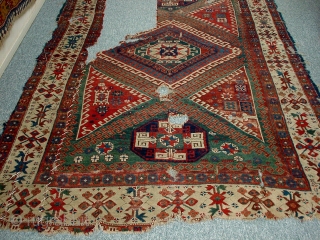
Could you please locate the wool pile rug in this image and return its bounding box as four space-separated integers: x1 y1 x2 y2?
0 0 34 42
0 0 320 235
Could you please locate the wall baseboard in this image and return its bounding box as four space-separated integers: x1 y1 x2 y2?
0 0 45 79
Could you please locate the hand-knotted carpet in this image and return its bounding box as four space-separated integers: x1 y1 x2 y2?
0 0 34 42
0 0 320 235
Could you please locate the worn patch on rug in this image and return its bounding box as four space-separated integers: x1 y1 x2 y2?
0 0 320 234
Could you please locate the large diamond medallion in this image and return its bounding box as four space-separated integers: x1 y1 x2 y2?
98 21 241 88
119 29 218 78
135 35 203 75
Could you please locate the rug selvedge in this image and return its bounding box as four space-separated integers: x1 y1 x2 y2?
0 0 320 234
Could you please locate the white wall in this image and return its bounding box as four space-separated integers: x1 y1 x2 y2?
0 0 45 78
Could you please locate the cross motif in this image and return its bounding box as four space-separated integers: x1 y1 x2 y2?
17 130 47 149
37 83 63 98
251 7 268 16
267 56 289 68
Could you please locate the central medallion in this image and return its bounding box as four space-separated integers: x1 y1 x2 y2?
121 29 216 77
131 117 209 162
135 36 202 73
99 21 241 87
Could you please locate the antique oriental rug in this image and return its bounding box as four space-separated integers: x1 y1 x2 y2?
0 0 34 42
0 0 320 235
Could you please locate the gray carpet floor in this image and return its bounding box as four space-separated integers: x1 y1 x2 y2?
0 0 319 239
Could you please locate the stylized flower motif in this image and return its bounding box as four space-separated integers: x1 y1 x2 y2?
120 187 149 222
221 92 232 100
45 154 56 164
120 154 128 162
92 176 101 184
12 159 32 174
286 179 297 188
220 143 239 155
116 146 126 153
240 174 252 183
95 142 114 155
148 174 158 182
291 169 303 178
125 174 136 184
79 190 117 219
252 157 262 165
218 173 230 183
234 156 243 162
39 172 51 183
80 175 92 186
212 148 220 153
104 154 113 162
102 174 113 184
196 173 207 182
70 176 78 185
265 176 276 187
296 118 309 128
69 208 77 214
48 196 67 215
116 207 123 213
71 196 78 201
84 148 94 154
90 155 99 162
128 197 144 212
206 185 231 217
211 192 226 205
73 156 83 163
210 156 220 162
57 175 68 186
279 191 303 218
160 173 170 182
236 93 249 101
51 137 61 144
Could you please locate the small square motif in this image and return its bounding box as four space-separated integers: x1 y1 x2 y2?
240 101 253 114
224 101 238 111
235 84 247 92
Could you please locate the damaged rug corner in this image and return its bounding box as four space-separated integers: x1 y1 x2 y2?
0 0 320 235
